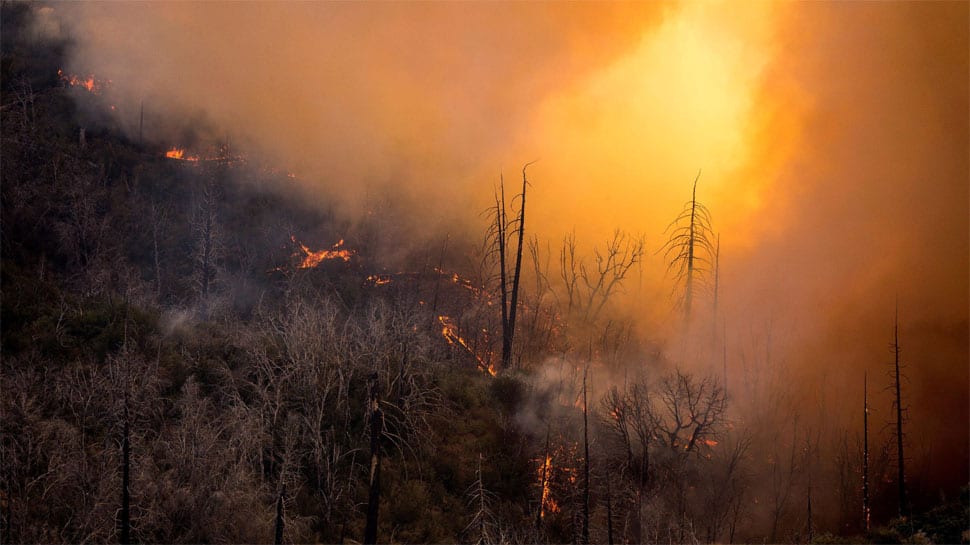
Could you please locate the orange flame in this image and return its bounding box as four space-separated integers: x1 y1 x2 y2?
438 315 495 376
164 147 200 161
292 236 353 268
433 267 488 299
366 274 393 286
57 69 108 94
537 455 559 518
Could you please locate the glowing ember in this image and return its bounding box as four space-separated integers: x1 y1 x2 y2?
366 274 393 286
433 267 488 298
292 236 353 268
438 315 495 376
57 69 108 94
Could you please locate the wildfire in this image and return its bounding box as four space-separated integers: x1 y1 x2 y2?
438 315 495 376
366 274 393 286
536 455 559 518
57 69 108 94
292 236 354 268
164 147 200 161
434 267 488 299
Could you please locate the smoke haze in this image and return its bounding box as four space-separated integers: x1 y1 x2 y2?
56 0 967 493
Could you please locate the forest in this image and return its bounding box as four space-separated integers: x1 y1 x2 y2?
2 2 968 544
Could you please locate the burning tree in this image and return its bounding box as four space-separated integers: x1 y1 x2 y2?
660 171 716 326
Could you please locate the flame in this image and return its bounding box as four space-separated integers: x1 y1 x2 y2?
703 439 719 447
438 315 495 376
164 147 200 161
291 236 354 268
433 267 488 299
537 455 559 518
57 69 108 94
366 274 393 286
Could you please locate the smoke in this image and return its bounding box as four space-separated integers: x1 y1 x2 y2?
55 0 966 507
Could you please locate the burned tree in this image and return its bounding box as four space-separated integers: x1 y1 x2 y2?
559 230 645 327
660 171 715 325
192 173 221 312
363 372 383 545
464 453 498 545
581 365 591 545
863 371 870 534
274 488 285 545
488 162 536 370
890 302 908 519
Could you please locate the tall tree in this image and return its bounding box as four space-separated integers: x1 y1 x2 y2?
274 488 285 545
863 371 870 534
891 302 908 518
363 373 383 544
661 171 715 325
581 364 590 545
491 162 535 370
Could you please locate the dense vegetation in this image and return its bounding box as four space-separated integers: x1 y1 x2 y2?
2 3 966 544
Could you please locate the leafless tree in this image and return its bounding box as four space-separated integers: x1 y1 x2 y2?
660 171 715 325
890 301 909 519
486 162 536 370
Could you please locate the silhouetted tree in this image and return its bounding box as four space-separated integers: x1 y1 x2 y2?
489 162 536 370
661 171 715 325
891 302 908 518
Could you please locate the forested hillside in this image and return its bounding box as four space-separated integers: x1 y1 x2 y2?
2 3 967 544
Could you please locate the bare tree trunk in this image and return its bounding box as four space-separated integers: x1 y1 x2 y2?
505 163 533 369
605 473 614 545
712 233 720 350
581 365 590 545
119 298 131 545
496 177 510 369
275 489 285 545
150 201 163 301
363 373 382 545
684 172 700 324
119 401 130 545
892 302 907 518
863 371 870 534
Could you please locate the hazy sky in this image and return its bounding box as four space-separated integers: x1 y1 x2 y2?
53 0 968 486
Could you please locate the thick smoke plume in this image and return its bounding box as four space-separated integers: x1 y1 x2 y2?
56 0 967 503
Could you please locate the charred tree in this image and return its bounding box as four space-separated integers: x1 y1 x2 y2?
581 365 590 545
863 371 871 534
605 473 614 545
891 303 908 518
712 233 720 342
119 398 130 545
661 171 715 326
464 453 496 545
192 174 221 313
507 163 529 368
118 296 131 545
363 373 383 545
490 162 536 370
274 488 285 545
